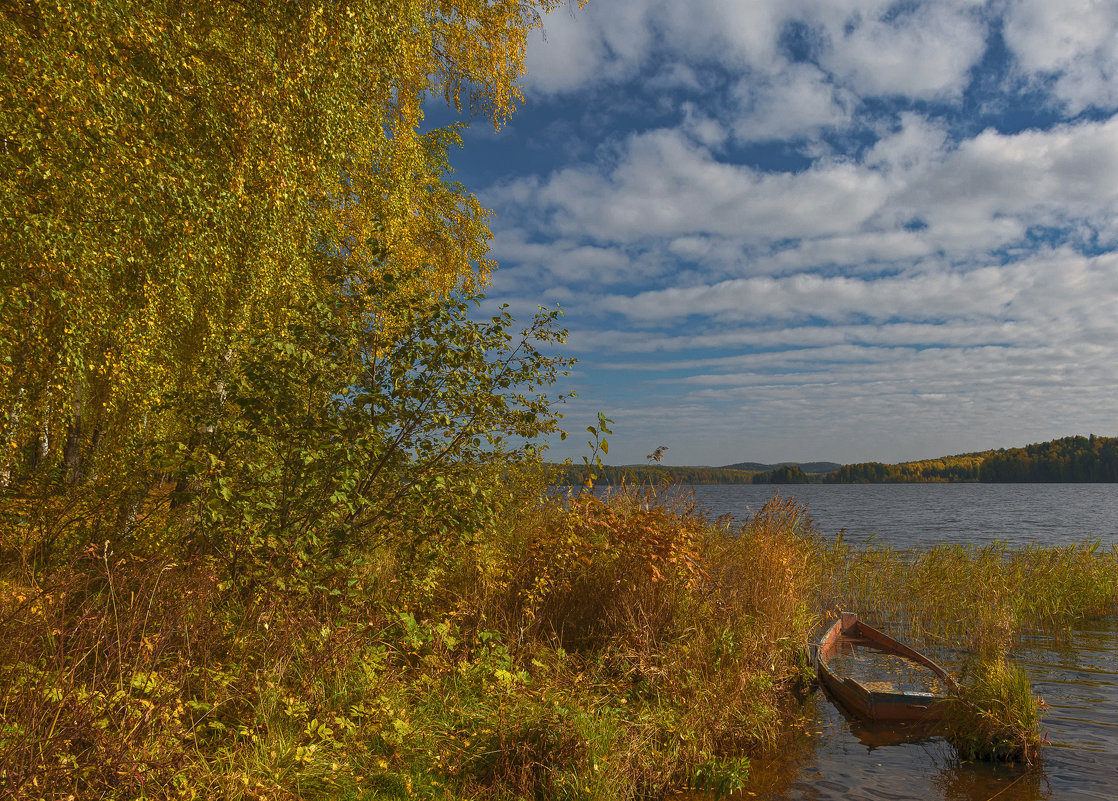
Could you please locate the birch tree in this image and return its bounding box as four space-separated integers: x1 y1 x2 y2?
0 0 579 559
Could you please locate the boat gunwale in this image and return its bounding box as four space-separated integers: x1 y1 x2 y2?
812 612 958 723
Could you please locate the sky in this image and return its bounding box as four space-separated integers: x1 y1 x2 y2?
437 0 1118 467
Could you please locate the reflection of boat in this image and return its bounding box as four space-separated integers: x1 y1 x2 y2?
811 612 957 723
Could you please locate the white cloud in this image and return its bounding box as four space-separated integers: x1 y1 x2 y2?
531 242 1118 461
819 2 988 99
601 264 1022 324
864 112 949 174
647 63 705 92
1004 0 1118 112
571 324 1118 464
731 63 855 142
679 103 729 149
554 332 1118 463
595 250 1118 351
571 318 1034 356
491 115 1118 270
493 127 889 243
496 2 1118 465
488 230 638 284
528 1 990 119
901 117 1118 238
524 1 655 93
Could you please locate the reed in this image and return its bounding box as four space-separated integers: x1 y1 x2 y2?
816 538 1118 652
941 655 1044 763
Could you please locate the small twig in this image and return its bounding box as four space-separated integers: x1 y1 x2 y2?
104 541 124 692
984 770 1031 801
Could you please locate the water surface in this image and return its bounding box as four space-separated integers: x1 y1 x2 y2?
687 483 1118 549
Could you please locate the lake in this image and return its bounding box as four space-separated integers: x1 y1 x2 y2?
681 483 1118 801
687 483 1118 550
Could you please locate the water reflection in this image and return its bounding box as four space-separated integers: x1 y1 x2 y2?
1016 620 1118 800
929 762 1048 801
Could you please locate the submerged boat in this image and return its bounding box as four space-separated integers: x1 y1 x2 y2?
811 612 957 723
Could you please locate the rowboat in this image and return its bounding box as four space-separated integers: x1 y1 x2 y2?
811 612 957 723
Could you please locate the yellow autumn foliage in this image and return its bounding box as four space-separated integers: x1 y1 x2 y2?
0 0 580 489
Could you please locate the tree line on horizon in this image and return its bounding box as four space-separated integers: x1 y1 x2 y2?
548 463 762 486
552 435 1118 485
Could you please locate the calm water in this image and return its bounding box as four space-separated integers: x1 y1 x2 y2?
687 483 1118 549
681 484 1118 801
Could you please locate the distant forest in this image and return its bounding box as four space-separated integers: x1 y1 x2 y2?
552 435 1118 485
548 464 760 486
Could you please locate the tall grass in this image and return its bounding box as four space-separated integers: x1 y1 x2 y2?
817 538 1118 652
435 487 822 796
941 656 1044 763
0 479 824 799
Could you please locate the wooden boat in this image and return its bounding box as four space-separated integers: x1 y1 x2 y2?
811 612 957 723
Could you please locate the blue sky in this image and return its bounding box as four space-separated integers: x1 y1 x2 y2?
441 0 1118 467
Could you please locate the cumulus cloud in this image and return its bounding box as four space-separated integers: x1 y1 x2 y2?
731 63 855 142
904 118 1118 227
817 2 988 99
1003 0 1118 112
523 1 654 93
527 1 990 129
863 112 950 174
493 114 1118 263
490 127 889 243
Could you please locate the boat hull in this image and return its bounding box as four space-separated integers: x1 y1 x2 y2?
812 612 956 724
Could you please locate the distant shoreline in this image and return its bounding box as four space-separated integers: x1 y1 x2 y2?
549 433 1118 485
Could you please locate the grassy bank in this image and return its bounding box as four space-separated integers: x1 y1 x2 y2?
0 478 821 799
3 483 1116 797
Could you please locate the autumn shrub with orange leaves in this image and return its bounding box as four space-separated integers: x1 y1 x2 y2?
511 488 706 650
493 488 819 684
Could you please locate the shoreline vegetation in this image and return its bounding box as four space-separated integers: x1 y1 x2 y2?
4 481 1117 797
550 434 1118 485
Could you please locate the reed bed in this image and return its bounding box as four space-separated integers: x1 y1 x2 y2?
816 538 1118 652
941 656 1044 763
